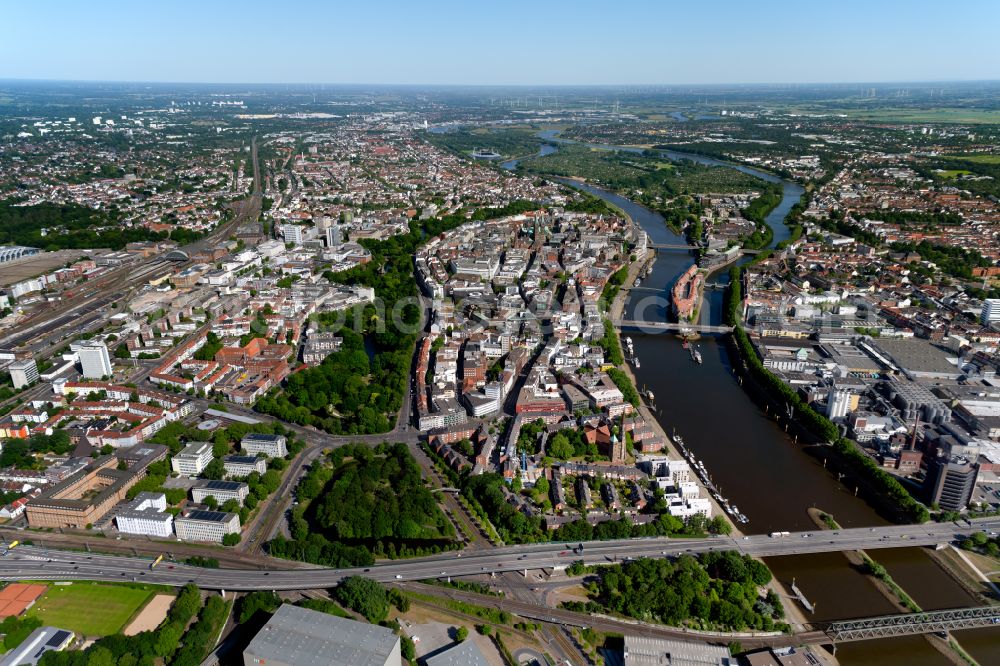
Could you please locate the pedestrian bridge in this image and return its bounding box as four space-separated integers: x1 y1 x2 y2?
823 606 1000 642
614 318 734 334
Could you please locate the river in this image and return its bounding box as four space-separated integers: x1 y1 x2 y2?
499 133 1000 665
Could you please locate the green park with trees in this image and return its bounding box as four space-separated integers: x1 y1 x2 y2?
268 442 458 566
564 552 787 632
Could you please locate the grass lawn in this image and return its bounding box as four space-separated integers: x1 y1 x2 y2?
26 583 153 637
935 169 972 178
944 154 1000 165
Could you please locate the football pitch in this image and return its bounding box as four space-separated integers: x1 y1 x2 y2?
26 583 154 637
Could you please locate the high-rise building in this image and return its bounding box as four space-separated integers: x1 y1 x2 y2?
827 386 853 420
981 299 1000 325
281 224 303 245
926 455 979 511
8 358 38 389
325 224 342 247
78 342 112 379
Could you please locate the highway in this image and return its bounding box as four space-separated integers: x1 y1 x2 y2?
1 518 996 592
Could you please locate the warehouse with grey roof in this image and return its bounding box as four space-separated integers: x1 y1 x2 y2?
243 603 400 666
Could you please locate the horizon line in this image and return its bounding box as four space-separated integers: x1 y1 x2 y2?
3 77 1000 89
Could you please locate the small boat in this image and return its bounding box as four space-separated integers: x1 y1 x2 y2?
645 389 655 402
633 357 641 368
633 278 641 287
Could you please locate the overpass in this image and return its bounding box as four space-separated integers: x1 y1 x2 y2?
0 519 995 592
614 318 734 334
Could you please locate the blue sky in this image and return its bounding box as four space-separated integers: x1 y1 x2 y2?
5 0 999 85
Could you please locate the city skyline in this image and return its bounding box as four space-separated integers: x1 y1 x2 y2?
4 4 1000 664
6 0 1000 86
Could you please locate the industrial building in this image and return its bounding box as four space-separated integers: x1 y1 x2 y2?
423 640 491 666
243 603 400 666
622 636 734 666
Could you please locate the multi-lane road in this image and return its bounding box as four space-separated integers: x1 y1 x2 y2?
2 518 996 592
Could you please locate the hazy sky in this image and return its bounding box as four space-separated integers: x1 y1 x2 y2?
6 0 999 85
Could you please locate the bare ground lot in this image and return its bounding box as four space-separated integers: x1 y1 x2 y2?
0 250 96 286
123 593 174 635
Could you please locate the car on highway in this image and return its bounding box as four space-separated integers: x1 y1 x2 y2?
395 575 403 579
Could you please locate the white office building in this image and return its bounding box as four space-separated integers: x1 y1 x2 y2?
241 433 287 458
223 455 267 478
666 497 712 520
8 359 38 389
175 509 240 543
191 480 249 506
982 299 1000 325
171 441 214 476
281 224 304 245
78 342 113 379
115 492 173 538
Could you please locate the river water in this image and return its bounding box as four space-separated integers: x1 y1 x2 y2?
499 134 1000 665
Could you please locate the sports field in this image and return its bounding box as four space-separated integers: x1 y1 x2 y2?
26 583 154 637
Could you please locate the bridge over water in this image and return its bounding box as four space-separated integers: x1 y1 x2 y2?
614 318 734 334
821 606 1000 642
646 243 763 256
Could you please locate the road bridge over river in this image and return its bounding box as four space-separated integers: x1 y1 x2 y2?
1 519 995 591
614 318 734 334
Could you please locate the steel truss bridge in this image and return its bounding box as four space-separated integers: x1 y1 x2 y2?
824 606 1000 642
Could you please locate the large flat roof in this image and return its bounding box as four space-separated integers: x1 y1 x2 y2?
872 338 959 376
244 604 399 666
623 636 734 666
424 639 491 666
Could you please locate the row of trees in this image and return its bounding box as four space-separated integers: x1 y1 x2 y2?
725 264 929 523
